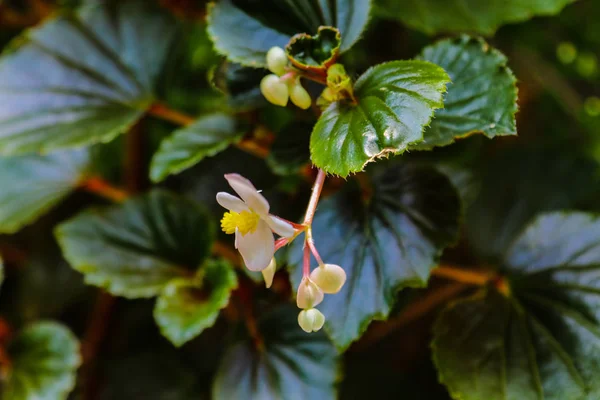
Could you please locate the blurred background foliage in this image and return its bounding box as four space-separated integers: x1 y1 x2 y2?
0 0 599 398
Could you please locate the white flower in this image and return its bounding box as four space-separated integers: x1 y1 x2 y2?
296 276 324 309
310 263 346 294
217 174 295 271
298 308 325 333
260 74 289 107
266 46 288 76
290 80 312 110
262 258 277 288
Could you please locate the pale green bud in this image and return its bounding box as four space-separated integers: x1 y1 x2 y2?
296 276 324 309
298 308 325 333
260 74 289 107
266 46 288 76
262 257 276 289
310 263 346 294
290 81 312 110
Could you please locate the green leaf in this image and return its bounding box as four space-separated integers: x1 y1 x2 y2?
56 190 214 298
413 36 518 150
266 121 311 175
0 148 91 233
376 0 575 35
0 0 176 155
207 0 371 66
310 61 450 176
286 26 341 72
213 305 340 399
466 148 599 261
150 113 244 183
154 260 238 347
433 212 600 400
210 61 268 110
3 322 81 400
287 162 460 350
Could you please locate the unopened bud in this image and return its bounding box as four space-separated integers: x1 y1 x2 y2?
298 308 325 333
260 74 289 107
262 258 276 289
296 276 324 309
266 46 288 76
290 81 312 110
310 263 346 294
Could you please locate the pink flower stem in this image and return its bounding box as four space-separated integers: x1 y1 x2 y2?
306 228 324 266
303 169 326 226
275 238 289 252
303 243 311 278
301 169 327 277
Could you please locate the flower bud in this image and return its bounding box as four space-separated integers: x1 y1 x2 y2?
260 74 289 107
310 263 346 294
262 257 276 289
296 277 324 309
298 308 325 333
266 46 288 76
290 81 311 110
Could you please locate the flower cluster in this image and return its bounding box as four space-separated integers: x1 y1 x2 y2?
296 262 346 333
217 174 298 282
260 47 312 109
217 172 346 333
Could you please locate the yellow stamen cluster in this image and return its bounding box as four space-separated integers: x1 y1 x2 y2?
221 211 260 235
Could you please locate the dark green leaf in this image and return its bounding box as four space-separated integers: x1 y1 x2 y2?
154 260 238 347
213 305 340 399
56 190 214 298
3 322 80 400
150 113 244 183
466 148 599 261
99 351 203 400
288 162 460 350
376 0 575 35
207 0 371 66
414 36 518 149
0 148 90 233
286 26 341 72
267 121 311 175
0 0 176 154
434 212 600 400
210 61 268 110
310 60 449 177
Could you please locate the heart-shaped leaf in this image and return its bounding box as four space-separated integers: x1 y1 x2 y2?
310 60 450 176
150 113 245 183
210 61 268 110
466 147 600 261
286 26 341 73
0 148 91 233
154 260 238 347
213 305 340 399
376 0 575 35
56 190 214 298
0 0 176 155
413 36 518 150
2 322 80 400
207 0 371 66
266 121 312 175
433 212 600 400
287 162 460 350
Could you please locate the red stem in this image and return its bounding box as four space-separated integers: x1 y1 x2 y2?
303 169 326 225
303 243 311 278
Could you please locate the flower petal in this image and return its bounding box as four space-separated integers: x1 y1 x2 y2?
235 220 274 271
266 215 296 238
216 192 249 212
224 174 269 215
